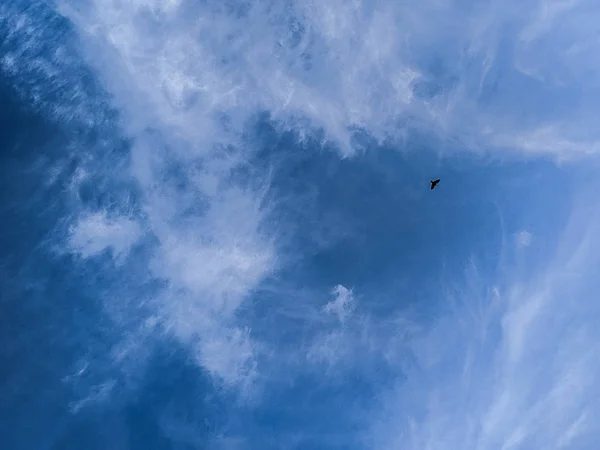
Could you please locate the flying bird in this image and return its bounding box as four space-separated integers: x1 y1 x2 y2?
430 179 440 190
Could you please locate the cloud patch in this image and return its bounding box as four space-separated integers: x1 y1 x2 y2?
514 230 532 248
68 211 142 263
323 284 355 324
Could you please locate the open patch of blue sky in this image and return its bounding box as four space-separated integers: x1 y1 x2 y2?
2 0 600 448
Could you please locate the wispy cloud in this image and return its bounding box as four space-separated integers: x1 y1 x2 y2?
306 284 417 380
55 0 600 159
5 0 600 438
50 0 600 405
68 211 141 263
514 230 532 248
323 284 355 323
365 190 600 449
306 285 357 371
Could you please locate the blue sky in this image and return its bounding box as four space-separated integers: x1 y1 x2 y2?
2 0 600 448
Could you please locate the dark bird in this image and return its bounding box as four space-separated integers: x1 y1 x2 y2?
430 179 440 190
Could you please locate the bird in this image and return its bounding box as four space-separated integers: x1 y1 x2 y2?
430 179 440 190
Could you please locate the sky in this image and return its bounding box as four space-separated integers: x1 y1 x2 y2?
2 0 600 449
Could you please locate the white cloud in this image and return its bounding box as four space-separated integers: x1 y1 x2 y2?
307 285 355 370
68 211 141 263
44 0 280 390
54 0 600 160
68 380 116 414
0 3 116 128
323 284 355 323
306 285 416 376
196 327 258 392
515 230 532 248
306 328 350 370
365 194 600 449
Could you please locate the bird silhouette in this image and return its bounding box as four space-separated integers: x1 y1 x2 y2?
430 179 440 190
